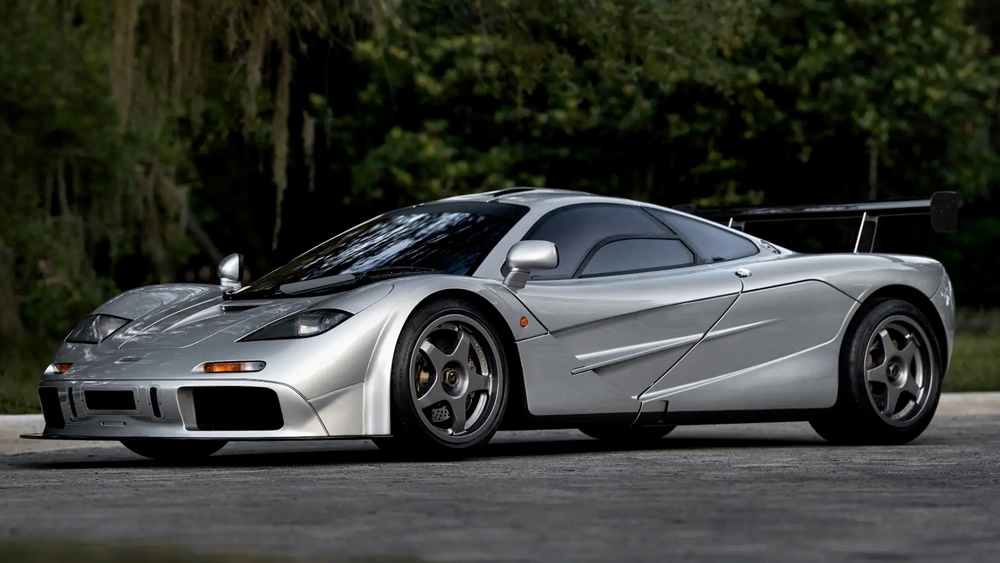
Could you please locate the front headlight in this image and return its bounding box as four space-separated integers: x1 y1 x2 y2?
65 314 130 344
241 309 351 341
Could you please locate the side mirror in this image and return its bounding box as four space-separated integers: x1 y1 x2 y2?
217 253 245 290
503 241 558 289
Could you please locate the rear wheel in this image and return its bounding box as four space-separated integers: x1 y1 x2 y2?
579 425 675 444
375 299 509 458
810 299 942 445
120 439 227 461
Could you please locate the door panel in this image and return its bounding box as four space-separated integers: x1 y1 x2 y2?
639 280 858 412
512 266 742 415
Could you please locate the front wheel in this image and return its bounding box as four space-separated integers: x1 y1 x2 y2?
120 439 227 461
377 298 509 458
810 298 942 445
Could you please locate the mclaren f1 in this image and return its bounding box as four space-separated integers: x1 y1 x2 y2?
24 188 959 460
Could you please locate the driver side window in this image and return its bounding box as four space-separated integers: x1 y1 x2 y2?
579 238 695 277
524 204 676 279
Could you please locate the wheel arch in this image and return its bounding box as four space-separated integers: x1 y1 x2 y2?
360 280 540 436
857 284 950 374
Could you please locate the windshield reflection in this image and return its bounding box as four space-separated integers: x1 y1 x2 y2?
231 203 526 298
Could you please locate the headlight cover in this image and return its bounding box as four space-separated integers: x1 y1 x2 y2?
65 314 130 344
242 309 351 341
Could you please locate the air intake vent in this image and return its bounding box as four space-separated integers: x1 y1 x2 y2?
149 387 163 419
68 387 78 419
490 187 538 196
38 388 65 429
221 304 260 313
191 387 283 431
85 390 137 411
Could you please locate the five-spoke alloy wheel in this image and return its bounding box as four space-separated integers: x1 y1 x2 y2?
862 315 934 425
810 298 942 445
377 299 509 457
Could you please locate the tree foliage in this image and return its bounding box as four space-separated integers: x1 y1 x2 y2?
347 0 998 208
1 0 999 360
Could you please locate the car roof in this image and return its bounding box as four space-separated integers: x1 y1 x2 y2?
431 187 779 252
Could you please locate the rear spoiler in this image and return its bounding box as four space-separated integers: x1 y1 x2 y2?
674 191 960 253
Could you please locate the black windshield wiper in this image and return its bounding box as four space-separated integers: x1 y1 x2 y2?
355 266 442 280
279 267 443 296
279 273 359 296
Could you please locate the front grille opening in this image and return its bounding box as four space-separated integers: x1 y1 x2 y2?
68 386 78 419
84 390 137 411
149 387 162 419
192 387 283 431
38 387 65 429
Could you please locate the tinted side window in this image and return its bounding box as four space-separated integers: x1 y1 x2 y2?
526 204 670 279
581 238 695 277
649 210 760 262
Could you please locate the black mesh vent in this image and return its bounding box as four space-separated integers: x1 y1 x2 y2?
192 387 283 431
38 387 65 429
84 390 136 411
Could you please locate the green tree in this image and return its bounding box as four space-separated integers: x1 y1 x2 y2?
346 0 998 210
2 0 999 394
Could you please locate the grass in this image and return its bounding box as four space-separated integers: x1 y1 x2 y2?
0 343 52 414
944 311 1000 392
2 309 998 414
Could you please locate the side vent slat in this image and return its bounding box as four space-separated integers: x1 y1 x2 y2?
68 386 78 419
149 387 162 419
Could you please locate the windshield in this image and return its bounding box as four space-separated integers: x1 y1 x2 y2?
231 202 527 299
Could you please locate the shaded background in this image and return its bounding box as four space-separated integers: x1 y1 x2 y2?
1 0 998 411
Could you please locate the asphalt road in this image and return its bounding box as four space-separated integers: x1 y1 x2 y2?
1 417 999 562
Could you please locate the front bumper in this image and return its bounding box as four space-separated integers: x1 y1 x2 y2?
26 379 340 441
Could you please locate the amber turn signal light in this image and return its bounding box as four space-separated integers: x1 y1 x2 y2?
201 361 266 373
54 363 73 374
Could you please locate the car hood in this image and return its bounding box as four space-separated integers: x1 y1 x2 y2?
102 282 394 351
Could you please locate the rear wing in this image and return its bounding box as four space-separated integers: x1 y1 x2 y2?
674 191 960 253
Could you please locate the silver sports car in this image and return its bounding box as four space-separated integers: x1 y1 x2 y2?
24 188 959 460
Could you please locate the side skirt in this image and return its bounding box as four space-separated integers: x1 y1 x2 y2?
663 408 830 426
503 406 832 430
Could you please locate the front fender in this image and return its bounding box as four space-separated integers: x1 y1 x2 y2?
357 276 546 436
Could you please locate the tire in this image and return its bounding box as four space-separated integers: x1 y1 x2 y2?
375 298 510 458
810 298 942 445
579 425 675 444
120 439 227 461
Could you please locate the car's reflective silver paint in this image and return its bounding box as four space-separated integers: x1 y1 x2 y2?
638 280 859 412
511 265 740 415
33 188 956 441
